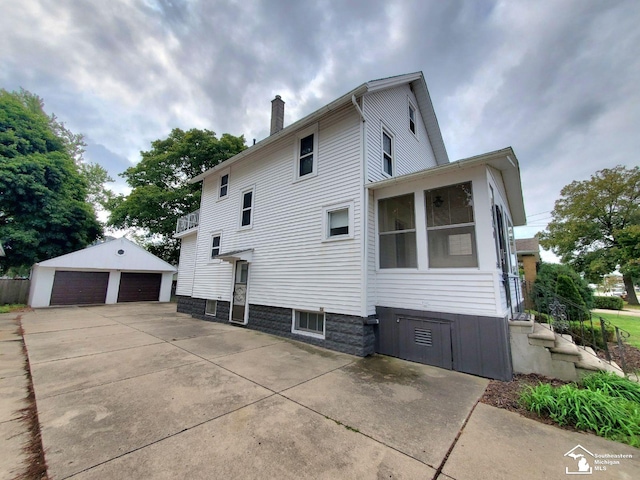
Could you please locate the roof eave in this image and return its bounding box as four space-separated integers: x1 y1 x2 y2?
189 84 369 184
366 147 527 226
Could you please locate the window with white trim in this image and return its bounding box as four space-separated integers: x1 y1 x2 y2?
205 300 217 316
329 209 349 237
211 234 221 258
219 174 229 198
425 182 478 268
293 310 325 337
382 129 393 176
323 202 353 240
378 193 417 268
240 188 253 228
295 125 318 180
409 102 417 135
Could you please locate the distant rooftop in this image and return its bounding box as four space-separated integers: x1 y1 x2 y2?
516 238 539 254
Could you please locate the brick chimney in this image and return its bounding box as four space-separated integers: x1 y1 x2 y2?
270 95 285 135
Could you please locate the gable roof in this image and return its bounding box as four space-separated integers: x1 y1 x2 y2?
366 147 527 226
35 237 176 272
190 72 449 184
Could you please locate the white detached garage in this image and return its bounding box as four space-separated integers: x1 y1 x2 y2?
29 238 177 308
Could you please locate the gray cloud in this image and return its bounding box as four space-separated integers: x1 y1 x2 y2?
1 0 638 245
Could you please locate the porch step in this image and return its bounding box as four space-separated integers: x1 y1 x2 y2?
575 350 625 378
527 323 556 348
549 339 581 363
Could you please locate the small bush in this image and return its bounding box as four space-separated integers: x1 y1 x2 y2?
568 321 615 349
0 304 25 314
594 296 624 311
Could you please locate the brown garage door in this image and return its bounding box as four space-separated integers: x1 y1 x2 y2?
50 271 109 306
117 273 162 302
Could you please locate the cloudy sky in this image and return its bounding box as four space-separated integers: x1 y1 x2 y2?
2 0 639 259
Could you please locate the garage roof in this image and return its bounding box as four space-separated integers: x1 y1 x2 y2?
34 238 177 272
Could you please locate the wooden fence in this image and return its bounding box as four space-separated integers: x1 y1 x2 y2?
0 279 30 305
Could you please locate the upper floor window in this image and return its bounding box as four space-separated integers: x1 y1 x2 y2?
219 174 229 198
295 124 318 180
299 134 314 176
378 193 417 268
425 182 477 268
240 188 254 228
382 129 394 176
409 103 416 135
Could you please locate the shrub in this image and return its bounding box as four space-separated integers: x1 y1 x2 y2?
531 263 594 312
594 296 624 311
568 320 615 349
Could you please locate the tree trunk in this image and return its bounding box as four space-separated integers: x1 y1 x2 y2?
623 273 639 305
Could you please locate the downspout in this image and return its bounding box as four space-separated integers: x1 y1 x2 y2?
352 95 365 121
352 94 369 319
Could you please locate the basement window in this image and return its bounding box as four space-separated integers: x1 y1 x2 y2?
292 310 325 339
205 300 217 316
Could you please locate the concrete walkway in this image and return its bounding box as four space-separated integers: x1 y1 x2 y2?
0 312 29 480
7 304 640 479
593 308 640 318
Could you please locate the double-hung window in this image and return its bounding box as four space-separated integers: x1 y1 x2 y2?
295 125 318 179
211 234 221 258
240 188 254 228
378 194 417 268
425 182 478 268
299 134 314 177
409 103 416 135
323 202 353 240
382 130 393 176
219 174 229 198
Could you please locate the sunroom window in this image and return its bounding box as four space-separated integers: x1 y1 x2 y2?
426 182 478 268
378 193 417 268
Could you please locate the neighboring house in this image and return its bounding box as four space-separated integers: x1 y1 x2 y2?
515 237 540 287
0 242 5 257
29 237 176 307
174 72 526 380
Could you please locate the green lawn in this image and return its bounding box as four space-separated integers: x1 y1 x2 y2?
593 311 640 349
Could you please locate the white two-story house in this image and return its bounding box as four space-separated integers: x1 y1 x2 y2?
174 72 526 381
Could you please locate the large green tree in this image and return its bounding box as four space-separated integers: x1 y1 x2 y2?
539 165 640 305
0 89 102 272
107 128 246 264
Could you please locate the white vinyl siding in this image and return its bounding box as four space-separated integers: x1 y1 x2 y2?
175 234 197 296
376 271 497 316
191 104 363 314
364 84 437 183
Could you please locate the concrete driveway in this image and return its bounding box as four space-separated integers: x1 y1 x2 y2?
21 303 487 479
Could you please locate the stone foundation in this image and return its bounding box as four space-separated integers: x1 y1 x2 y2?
175 296 374 357
176 296 230 324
